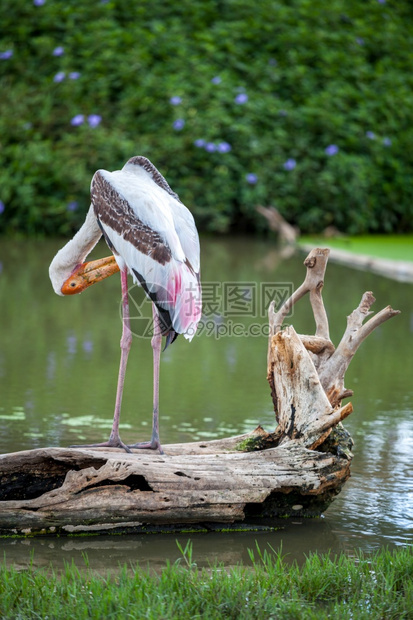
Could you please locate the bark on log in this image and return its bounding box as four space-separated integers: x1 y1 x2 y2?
269 326 353 450
0 247 399 536
0 436 351 536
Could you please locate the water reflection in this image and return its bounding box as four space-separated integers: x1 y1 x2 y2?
0 519 350 573
0 237 412 570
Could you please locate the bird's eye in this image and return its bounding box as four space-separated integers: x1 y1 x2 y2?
70 282 76 287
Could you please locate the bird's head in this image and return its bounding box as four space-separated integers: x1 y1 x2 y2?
53 255 120 296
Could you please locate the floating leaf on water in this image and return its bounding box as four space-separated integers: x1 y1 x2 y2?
61 415 95 427
61 415 131 430
0 410 26 420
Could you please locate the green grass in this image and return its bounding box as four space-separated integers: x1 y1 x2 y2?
299 235 413 262
0 543 411 619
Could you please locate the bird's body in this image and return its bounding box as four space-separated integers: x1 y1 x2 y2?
92 158 201 340
49 156 202 452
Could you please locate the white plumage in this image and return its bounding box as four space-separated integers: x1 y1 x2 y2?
94 163 201 339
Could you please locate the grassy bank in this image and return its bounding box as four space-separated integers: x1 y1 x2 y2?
299 235 413 262
0 544 411 619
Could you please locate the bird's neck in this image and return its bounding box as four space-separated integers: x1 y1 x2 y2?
49 205 102 294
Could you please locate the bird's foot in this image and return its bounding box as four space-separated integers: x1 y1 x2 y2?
70 435 132 453
128 439 164 455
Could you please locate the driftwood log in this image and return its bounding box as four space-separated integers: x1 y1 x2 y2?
256 205 298 246
0 249 399 536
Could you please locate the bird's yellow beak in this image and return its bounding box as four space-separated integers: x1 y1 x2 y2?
61 255 120 295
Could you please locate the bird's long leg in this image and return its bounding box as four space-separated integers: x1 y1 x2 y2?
128 304 164 454
71 268 132 453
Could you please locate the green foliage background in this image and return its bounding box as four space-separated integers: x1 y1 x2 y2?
1 0 412 236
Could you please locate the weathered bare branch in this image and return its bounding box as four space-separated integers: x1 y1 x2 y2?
269 248 330 335
268 247 400 420
309 284 329 340
256 205 298 245
318 293 400 403
298 335 335 356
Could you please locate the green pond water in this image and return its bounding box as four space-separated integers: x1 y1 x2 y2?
0 237 412 571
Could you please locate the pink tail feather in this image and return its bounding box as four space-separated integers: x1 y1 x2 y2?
167 262 201 340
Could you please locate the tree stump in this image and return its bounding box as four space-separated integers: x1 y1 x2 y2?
0 249 399 536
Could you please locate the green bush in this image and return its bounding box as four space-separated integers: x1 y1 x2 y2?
1 0 412 236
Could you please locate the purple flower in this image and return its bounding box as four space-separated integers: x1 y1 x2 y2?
377 0 386 3
69 71 81 80
205 142 217 152
34 0 45 5
283 158 297 171
67 335 77 355
235 93 248 104
211 76 222 84
67 201 78 211
269 58 277 66
246 173 258 184
279 110 288 117
0 50 13 60
383 137 392 146
170 96 182 105
325 144 339 156
53 71 65 83
217 142 231 153
52 46 64 57
194 139 206 148
88 114 102 128
173 118 185 130
356 37 365 46
70 114 84 126
0 201 5 214
366 131 376 140
83 340 93 353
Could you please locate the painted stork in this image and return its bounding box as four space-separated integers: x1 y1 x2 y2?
49 156 202 454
